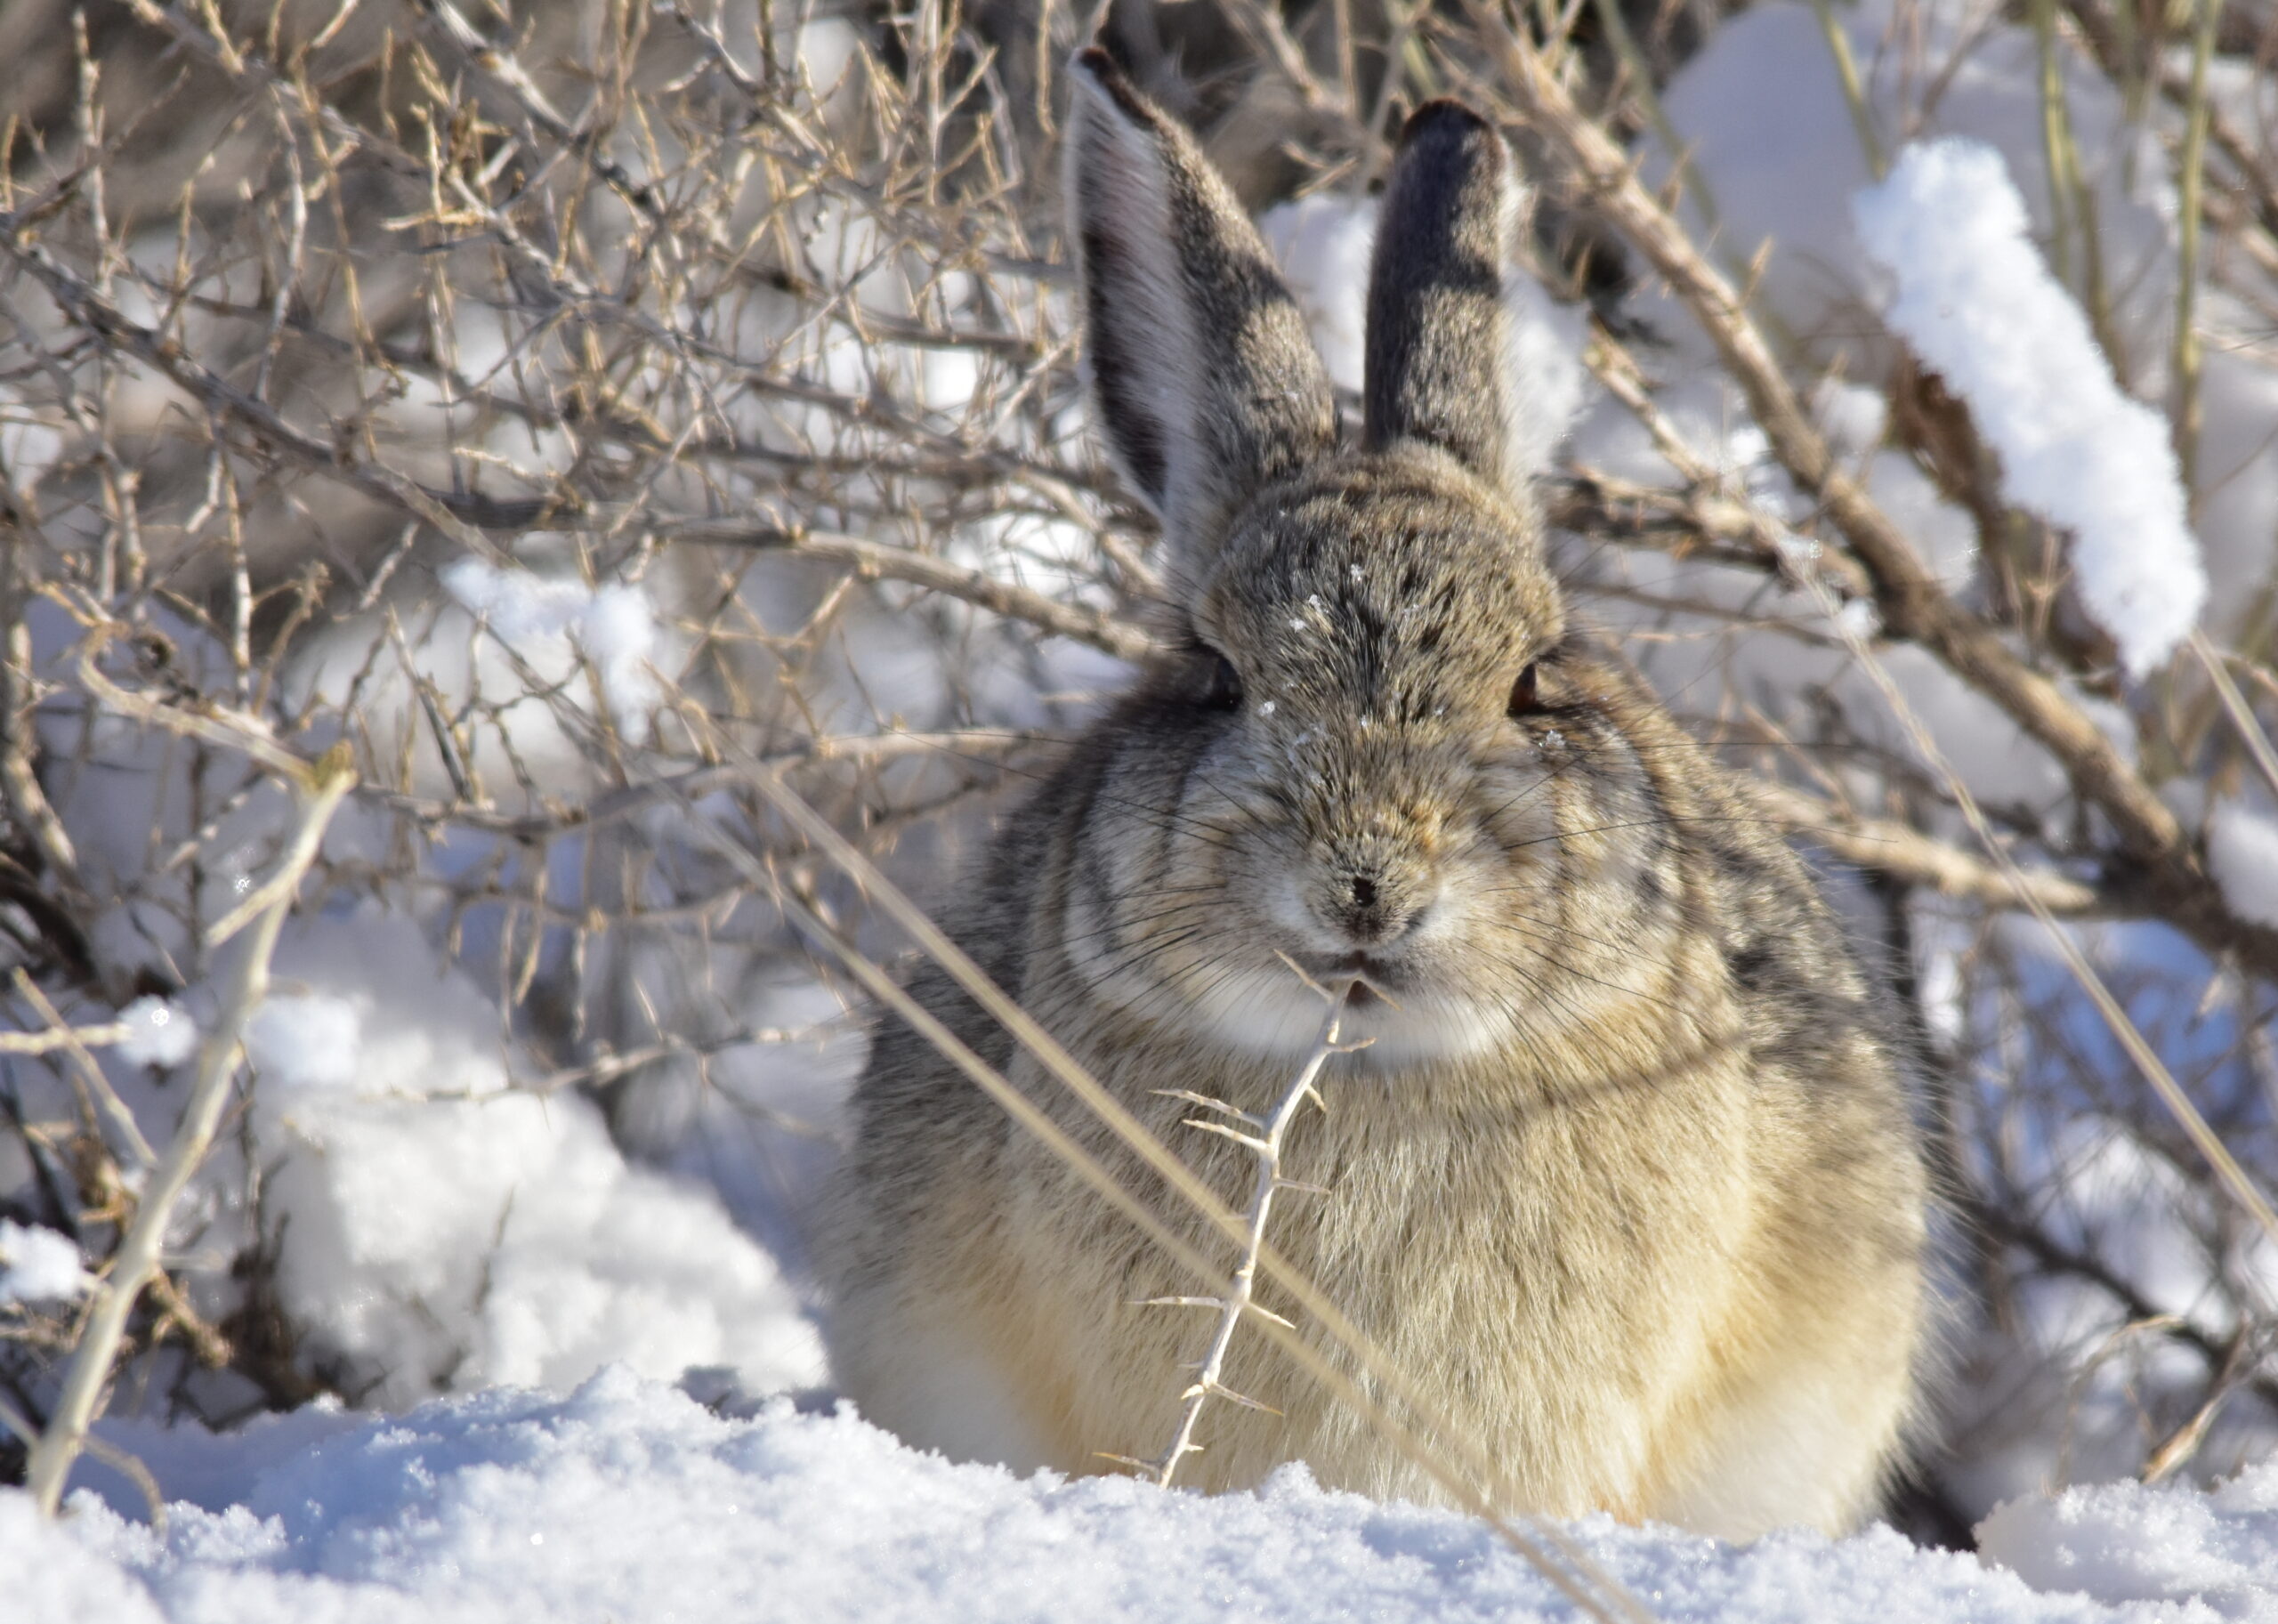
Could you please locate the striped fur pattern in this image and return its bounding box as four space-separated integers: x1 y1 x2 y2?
815 55 1929 1539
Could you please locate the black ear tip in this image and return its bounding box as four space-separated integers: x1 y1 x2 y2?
1396 99 1502 162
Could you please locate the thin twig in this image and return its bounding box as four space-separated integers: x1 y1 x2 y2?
4 972 157 1169
1140 973 1358 1487
2192 629 2278 804
25 743 354 1515
2171 0 2226 493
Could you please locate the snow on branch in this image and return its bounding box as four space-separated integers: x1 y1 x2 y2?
441 558 666 724
0 1221 92 1306
1852 140 2208 679
2207 802 2278 930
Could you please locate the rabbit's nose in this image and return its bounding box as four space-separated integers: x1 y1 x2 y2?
1324 868 1433 947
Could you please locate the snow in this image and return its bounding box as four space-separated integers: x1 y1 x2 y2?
1978 1462 2278 1619
1502 271 1594 484
2205 803 2278 930
244 991 363 1093
1851 140 2206 678
1258 195 1376 392
3 1368 2267 1624
238 917 827 1409
439 556 667 723
1647 0 2178 384
114 998 199 1070
0 1220 91 1305
1 1497 161 1624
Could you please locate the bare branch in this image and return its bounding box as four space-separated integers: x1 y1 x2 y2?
26 742 354 1513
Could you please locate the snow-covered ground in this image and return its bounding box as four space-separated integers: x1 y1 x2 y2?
6 1368 2275 1624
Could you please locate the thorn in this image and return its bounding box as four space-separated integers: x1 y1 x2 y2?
1094 1451 1157 1474
1133 1295 1228 1311
1152 1087 1260 1126
1274 1177 1333 1197
1181 1117 1270 1154
1202 1379 1284 1416
1741 236 1775 310
1240 1303 1297 1329
1272 949 1335 999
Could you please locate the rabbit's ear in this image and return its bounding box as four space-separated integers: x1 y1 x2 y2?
1065 51 1337 570
1363 101 1531 497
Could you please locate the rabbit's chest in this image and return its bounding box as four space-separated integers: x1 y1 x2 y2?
980 1037 1792 1510
1273 1085 1755 1341
1040 1049 1760 1378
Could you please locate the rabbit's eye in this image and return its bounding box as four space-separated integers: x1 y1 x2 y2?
1201 650 1244 711
1507 661 1542 718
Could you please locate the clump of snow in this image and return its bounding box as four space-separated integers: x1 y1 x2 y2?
2205 802 2278 930
1501 272 1593 483
1258 194 1376 393
245 992 364 1094
1978 1460 2278 1617
114 997 198 1070
1813 379 1888 459
440 557 666 722
1833 597 1881 641
0 1219 91 1305
11 1367 2266 1624
1647 1 2177 384
1852 141 2206 678
243 917 824 1408
1258 192 1588 477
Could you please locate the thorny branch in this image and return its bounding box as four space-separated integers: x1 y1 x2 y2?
1130 970 1361 1489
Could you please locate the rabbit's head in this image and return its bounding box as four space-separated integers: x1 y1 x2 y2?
1065 56 1679 1070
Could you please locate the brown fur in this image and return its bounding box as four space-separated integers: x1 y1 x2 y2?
815 60 1928 1539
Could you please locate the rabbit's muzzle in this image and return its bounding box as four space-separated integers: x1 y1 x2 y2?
1302 851 1439 951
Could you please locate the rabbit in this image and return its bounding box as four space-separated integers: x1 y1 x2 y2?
814 49 1930 1542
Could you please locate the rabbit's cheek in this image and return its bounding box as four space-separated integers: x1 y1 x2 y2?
1258 863 1347 955
1475 765 1565 861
